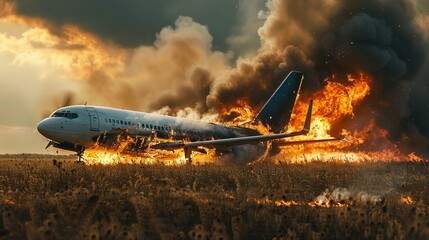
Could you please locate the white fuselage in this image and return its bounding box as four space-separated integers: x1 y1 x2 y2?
37 105 259 154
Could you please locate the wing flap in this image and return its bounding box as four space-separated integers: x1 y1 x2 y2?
183 131 306 148
151 141 184 151
273 138 344 147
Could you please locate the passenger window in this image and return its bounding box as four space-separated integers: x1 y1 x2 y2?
120 120 123 124
157 126 161 130
105 118 108 123
146 124 149 128
150 125 153 129
128 121 131 125
125 122 127 125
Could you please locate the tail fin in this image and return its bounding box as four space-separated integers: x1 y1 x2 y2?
253 71 303 133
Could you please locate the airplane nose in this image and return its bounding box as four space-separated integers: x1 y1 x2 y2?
37 119 54 138
37 120 47 136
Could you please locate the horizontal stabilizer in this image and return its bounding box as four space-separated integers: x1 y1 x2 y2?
303 100 313 133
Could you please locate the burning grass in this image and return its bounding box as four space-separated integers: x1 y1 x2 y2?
0 155 428 239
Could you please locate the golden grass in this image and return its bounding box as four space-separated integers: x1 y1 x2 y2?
0 155 428 239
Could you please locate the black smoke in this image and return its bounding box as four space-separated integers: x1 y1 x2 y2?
309 1 428 152
208 0 429 153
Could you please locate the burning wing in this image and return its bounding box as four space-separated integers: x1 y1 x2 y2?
153 129 314 160
273 138 344 147
153 101 316 156
182 128 310 149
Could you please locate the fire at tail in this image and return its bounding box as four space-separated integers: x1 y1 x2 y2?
273 73 423 163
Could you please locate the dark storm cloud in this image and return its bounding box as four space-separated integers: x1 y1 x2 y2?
10 0 239 50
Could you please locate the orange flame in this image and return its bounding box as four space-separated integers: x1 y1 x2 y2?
274 73 424 163
84 72 424 165
289 73 371 138
408 152 423 162
220 99 255 126
83 135 218 165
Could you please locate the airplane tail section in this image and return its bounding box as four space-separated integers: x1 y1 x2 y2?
253 71 303 133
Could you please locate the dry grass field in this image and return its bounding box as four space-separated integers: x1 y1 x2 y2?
0 154 428 239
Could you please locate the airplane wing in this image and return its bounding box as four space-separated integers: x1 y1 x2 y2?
152 100 315 158
272 138 345 147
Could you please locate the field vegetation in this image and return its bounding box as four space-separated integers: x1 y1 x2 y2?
0 155 428 239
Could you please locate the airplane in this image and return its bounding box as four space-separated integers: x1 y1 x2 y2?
37 71 340 164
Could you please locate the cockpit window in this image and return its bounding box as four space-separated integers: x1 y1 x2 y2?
51 111 78 119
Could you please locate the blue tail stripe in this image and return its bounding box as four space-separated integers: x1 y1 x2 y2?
253 71 303 133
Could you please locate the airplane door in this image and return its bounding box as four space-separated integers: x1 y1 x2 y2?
85 107 100 131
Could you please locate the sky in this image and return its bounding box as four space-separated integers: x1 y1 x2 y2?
0 0 428 154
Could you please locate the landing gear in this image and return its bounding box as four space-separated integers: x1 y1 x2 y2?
76 146 86 164
184 147 192 165
184 147 207 164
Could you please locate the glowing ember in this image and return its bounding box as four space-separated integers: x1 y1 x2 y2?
408 152 423 162
255 197 348 208
256 197 303 207
4 199 15 206
308 201 348 208
275 200 299 207
400 196 414 205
